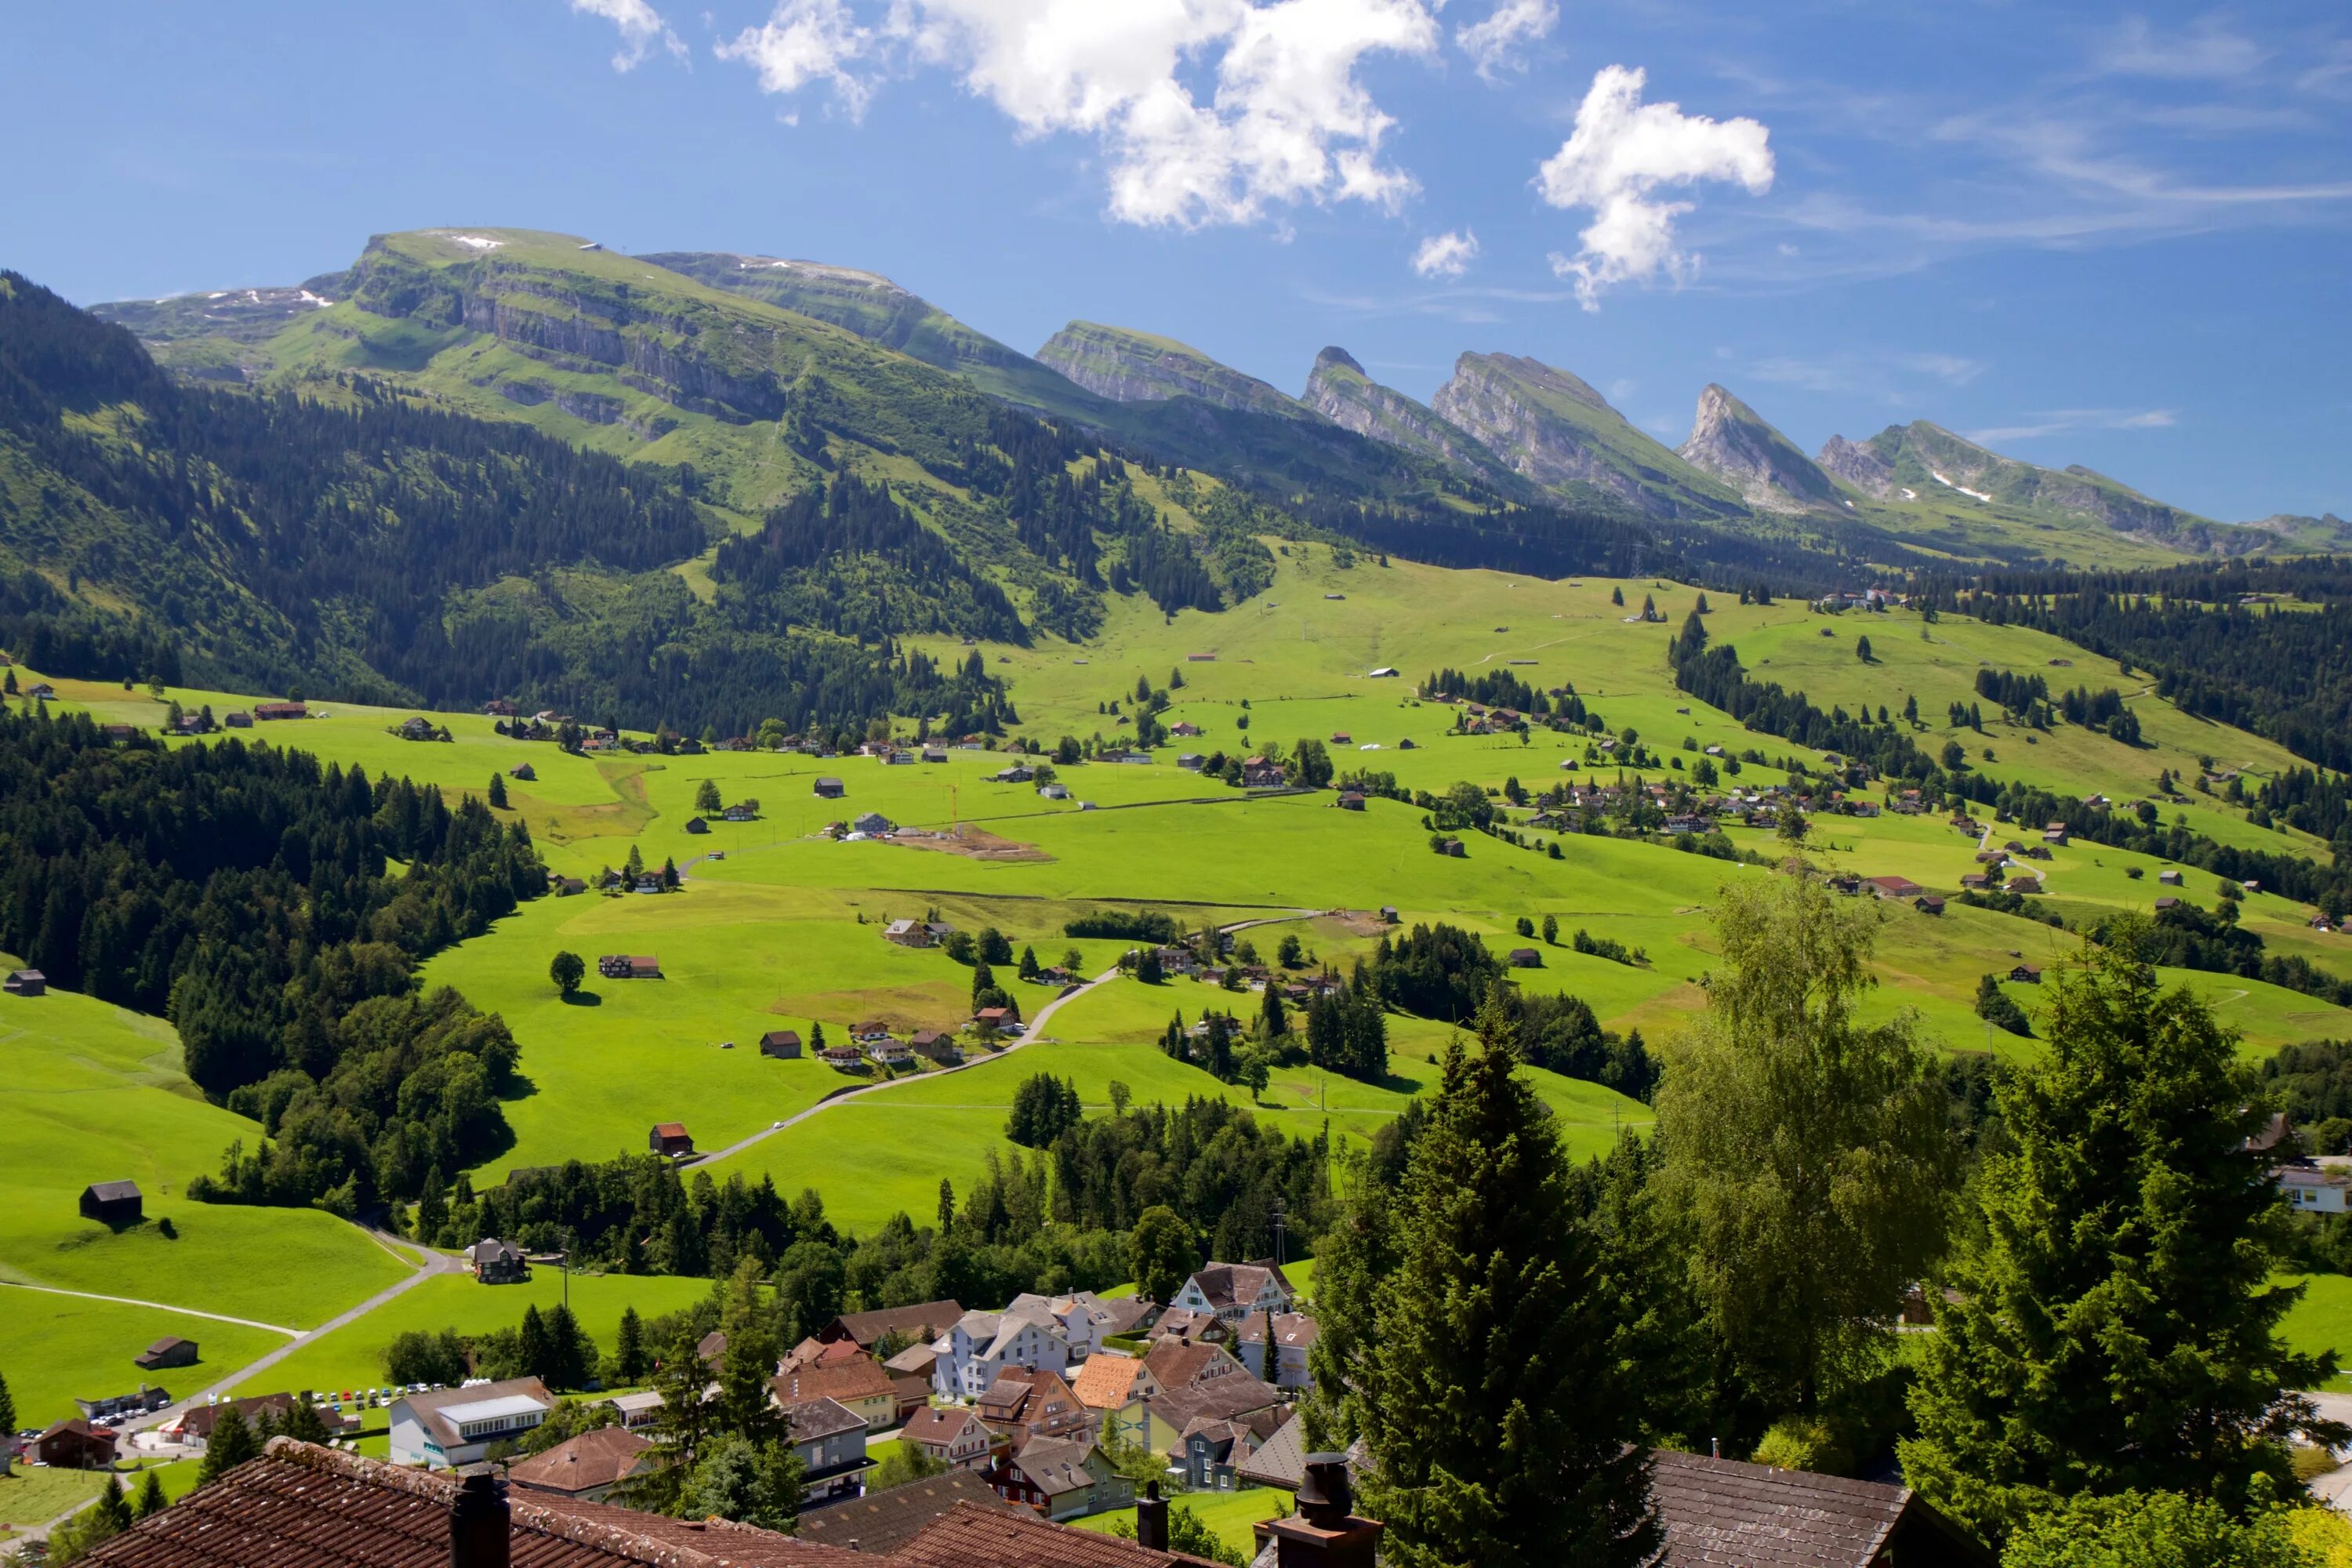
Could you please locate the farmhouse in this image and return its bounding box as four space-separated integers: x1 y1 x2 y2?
2009 964 2042 984
389 1377 554 1468
30 1420 118 1469
869 1037 915 1068
976 1367 1094 1446
1434 837 1465 858
1241 756 1287 789
2006 874 2044 895
1337 791 1366 811
134 1336 199 1371
909 1029 960 1064
252 700 307 720
1915 895 1947 915
5 967 45 996
983 1436 1132 1523
683 816 710 834
648 1123 695 1158
597 955 661 979
849 810 894 834
813 777 844 798
466 1236 529 1284
1508 947 1542 968
1177 753 1204 770
975 1005 1016 1033
222 710 252 728
818 1044 864 1068
1170 1260 1294 1322
1866 875 1924 899
80 1179 143 1225
1037 782 1070 800
760 1029 802 1058
2158 868 2184 885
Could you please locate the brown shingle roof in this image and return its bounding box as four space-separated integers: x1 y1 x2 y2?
825 1299 965 1348
507 1427 654 1497
1650 1449 1991 1567
891 1501 1225 1568
771 1356 895 1406
793 1470 1024 1555
80 1439 865 1568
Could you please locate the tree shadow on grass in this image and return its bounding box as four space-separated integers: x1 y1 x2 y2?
560 990 604 1007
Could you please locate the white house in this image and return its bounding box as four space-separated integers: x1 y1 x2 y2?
1004 1290 1124 1360
930 1305 1073 1398
1167 1261 1294 1322
389 1377 554 1469
2276 1167 2350 1215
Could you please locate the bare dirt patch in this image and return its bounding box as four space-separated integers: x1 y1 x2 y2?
884 825 1054 863
1328 909 1394 938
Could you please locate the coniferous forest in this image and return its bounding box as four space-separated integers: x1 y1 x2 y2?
0 708 539 1207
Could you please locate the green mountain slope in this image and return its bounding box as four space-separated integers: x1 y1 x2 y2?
1299 347 1526 492
1037 321 1308 420
1432 352 1747 522
1817 419 2296 557
639 249 1114 423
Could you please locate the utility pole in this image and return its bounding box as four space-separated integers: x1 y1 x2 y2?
1271 1196 1287 1268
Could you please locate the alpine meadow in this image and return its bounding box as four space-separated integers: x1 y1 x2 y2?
5 9 2352 1559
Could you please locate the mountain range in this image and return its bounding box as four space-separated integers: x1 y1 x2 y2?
89 227 2344 574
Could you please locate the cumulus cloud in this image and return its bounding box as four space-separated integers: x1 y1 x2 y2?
1456 0 1556 81
714 0 876 116
568 0 684 71
1410 228 1479 276
704 0 1440 226
1536 65 1775 309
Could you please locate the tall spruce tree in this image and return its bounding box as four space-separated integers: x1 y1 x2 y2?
1355 996 1658 1568
1901 932 2342 1544
198 1406 262 1486
1655 875 1955 1422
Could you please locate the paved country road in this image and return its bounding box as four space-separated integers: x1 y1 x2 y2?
693 910 1315 1168
0 1280 299 1337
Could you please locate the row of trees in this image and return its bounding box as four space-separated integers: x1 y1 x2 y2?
1302 876 2338 1563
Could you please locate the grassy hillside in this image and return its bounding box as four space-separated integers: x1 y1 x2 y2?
0 986 411 1423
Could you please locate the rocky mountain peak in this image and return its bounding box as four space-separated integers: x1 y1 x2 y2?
1676 384 1843 514
1035 321 1305 419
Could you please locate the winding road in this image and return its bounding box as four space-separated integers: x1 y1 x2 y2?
695 910 1314 1167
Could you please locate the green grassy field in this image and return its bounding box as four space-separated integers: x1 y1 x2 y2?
2282 1274 2352 1392
223 1270 711 1403
1073 1487 1290 1556
0 988 415 1425
23 555 2352 1388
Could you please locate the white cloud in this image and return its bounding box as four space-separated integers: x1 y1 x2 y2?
714 0 876 117
1410 228 1479 277
1967 408 2178 442
706 0 1440 227
2097 15 2265 80
568 0 684 71
1535 65 1775 309
1455 0 1556 81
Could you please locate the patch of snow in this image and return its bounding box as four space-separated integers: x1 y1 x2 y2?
1929 470 1994 504
207 291 227 299
1842 499 1855 510
296 290 333 309
1899 487 1918 500
244 290 260 303
444 234 504 252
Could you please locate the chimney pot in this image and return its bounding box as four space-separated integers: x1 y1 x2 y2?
1296 1453 1352 1526
449 1471 510 1568
1136 1478 1169 1551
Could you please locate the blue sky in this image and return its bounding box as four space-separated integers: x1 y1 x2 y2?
4 0 2347 522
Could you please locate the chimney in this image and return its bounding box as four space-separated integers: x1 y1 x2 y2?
449 1470 510 1568
1253 1453 1382 1568
1136 1479 1170 1552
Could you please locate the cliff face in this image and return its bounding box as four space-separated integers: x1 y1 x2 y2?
1432 352 1740 518
1035 321 1306 419
1677 384 1844 514
1300 347 1498 474
1817 434 1896 498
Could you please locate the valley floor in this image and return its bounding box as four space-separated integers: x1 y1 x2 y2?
8 557 2351 1425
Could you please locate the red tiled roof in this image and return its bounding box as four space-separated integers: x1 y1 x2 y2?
771 1356 895 1406
79 1439 864 1568
893 1501 1225 1568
